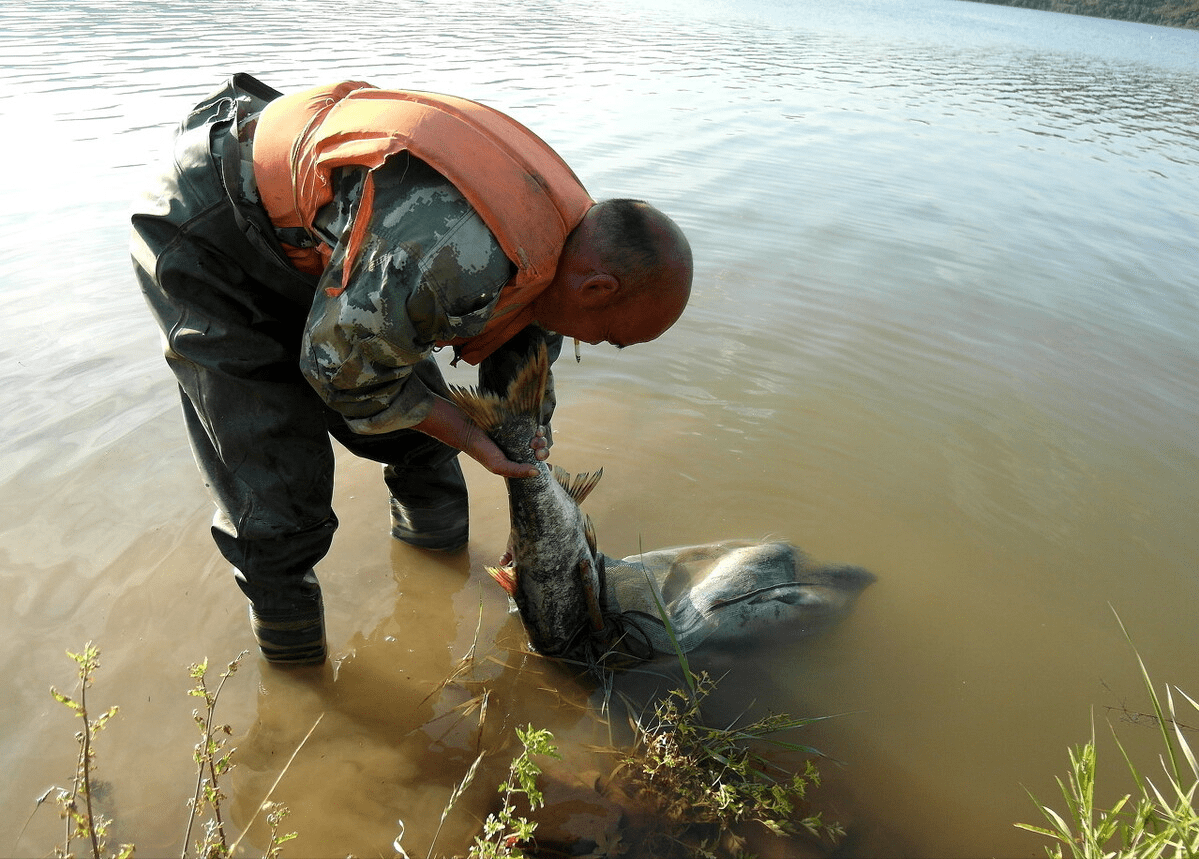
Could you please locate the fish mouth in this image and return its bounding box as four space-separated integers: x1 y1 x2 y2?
507 552 609 659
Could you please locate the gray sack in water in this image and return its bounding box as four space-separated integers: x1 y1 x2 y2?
602 539 875 656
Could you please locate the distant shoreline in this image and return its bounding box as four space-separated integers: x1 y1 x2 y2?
959 0 1199 30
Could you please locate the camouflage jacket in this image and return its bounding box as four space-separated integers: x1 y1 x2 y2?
257 151 560 435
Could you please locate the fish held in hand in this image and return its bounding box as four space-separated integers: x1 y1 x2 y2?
451 346 877 664
449 344 607 658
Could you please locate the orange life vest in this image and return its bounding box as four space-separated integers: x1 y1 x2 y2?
252 81 594 365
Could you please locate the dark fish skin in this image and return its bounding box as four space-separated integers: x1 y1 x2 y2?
449 344 605 657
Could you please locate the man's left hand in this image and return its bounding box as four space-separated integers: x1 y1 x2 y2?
530 426 549 462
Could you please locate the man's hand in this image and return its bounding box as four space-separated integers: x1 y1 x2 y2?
414 397 546 479
530 426 549 462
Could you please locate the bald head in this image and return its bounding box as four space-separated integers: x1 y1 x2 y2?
534 199 692 347
588 199 691 294
583 199 692 336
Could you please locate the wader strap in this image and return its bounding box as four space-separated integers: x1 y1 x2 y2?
201 75 320 302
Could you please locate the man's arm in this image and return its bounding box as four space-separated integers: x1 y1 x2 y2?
414 396 545 478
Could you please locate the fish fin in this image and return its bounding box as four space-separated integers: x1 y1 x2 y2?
578 557 604 632
553 466 604 505
570 467 603 504
582 513 598 555
485 565 518 596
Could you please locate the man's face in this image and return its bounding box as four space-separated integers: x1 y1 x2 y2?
538 286 676 349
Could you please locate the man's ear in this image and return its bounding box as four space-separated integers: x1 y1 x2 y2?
577 273 620 307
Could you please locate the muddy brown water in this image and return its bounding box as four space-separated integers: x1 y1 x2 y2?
3 0 1198 856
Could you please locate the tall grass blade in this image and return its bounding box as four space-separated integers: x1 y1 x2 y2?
428 751 485 859
636 537 696 698
1168 686 1198 778
1113 607 1181 784
227 712 324 856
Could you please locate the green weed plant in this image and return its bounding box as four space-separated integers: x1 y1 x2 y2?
1018 614 1199 858
184 653 244 857
614 670 844 856
42 645 298 859
47 643 132 859
468 725 561 859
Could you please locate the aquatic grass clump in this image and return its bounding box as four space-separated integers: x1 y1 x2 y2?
1017 614 1199 858
614 670 844 856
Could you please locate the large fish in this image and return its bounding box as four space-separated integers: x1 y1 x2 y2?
451 345 877 662
449 344 607 658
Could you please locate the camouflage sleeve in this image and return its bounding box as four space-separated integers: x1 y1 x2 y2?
300 154 515 434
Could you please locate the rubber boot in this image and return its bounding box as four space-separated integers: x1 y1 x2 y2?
386 456 469 551
246 571 327 666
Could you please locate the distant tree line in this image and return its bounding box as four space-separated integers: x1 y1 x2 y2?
962 0 1199 28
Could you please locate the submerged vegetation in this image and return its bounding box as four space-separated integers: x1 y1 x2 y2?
612 672 844 857
39 611 1198 858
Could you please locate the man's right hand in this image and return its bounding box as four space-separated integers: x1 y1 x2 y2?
414 397 539 479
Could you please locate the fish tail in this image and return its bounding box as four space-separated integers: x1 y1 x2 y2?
448 342 548 431
447 385 506 432
502 341 548 420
